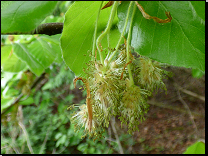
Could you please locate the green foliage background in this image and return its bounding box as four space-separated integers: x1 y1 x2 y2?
117 1 204 72
61 1 204 77
1 1 205 154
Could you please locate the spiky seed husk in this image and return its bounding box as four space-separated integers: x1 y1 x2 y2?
70 44 168 139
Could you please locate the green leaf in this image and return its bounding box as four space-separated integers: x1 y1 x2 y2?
13 43 45 76
1 72 16 88
56 134 67 147
1 98 15 112
13 36 60 76
77 143 88 153
183 141 205 154
1 45 27 72
117 1 205 72
28 38 57 68
2 85 19 98
190 1 205 21
19 96 34 105
55 132 62 140
1 1 58 33
34 91 41 105
192 68 204 78
61 1 121 77
1 45 12 65
40 34 63 64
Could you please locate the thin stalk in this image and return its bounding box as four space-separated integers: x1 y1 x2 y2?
107 32 110 54
126 2 137 85
96 1 119 65
108 1 134 63
92 1 103 61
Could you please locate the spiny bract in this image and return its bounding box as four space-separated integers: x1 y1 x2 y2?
70 44 168 139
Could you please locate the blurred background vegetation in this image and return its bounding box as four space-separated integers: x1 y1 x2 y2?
1 63 118 154
1 1 204 154
1 2 133 154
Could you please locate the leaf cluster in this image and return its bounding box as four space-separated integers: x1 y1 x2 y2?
1 63 112 154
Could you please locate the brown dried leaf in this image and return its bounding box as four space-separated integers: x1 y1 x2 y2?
135 1 172 23
101 1 114 10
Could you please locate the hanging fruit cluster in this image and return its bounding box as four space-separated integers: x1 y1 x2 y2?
70 44 169 139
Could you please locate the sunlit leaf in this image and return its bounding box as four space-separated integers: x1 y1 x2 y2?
1 1 58 33
13 43 45 76
183 141 205 154
1 45 27 72
61 1 121 77
117 1 205 72
1 98 15 112
40 34 63 63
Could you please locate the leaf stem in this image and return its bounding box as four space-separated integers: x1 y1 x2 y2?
108 1 134 63
107 32 110 54
127 2 137 85
96 1 119 65
92 1 103 61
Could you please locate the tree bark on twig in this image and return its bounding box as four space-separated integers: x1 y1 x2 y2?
1 23 63 36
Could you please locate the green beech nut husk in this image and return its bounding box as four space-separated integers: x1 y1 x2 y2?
70 44 169 139
87 49 128 128
70 104 105 139
132 56 168 92
119 79 150 134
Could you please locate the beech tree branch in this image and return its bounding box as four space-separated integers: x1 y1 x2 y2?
147 100 204 118
1 23 63 36
1 72 47 116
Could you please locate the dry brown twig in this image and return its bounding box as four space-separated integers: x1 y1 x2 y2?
147 100 204 118
111 117 124 154
176 88 199 139
135 1 172 23
101 1 172 24
18 122 34 154
175 84 205 102
101 1 114 10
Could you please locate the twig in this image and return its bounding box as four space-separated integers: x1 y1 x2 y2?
104 138 117 143
175 84 205 102
17 105 26 153
18 121 34 154
18 106 34 154
39 128 50 154
7 119 21 154
107 125 112 143
147 100 204 118
1 72 47 116
57 146 66 154
104 125 113 153
176 89 199 139
2 133 20 154
20 95 30 101
110 117 124 154
33 76 49 96
1 23 63 36
11 143 20 154
52 148 56 154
